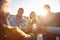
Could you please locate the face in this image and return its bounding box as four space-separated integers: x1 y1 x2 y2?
17 8 24 17
44 5 50 11
30 12 36 19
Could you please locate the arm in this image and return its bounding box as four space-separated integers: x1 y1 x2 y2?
47 27 60 36
40 26 60 36
7 26 31 40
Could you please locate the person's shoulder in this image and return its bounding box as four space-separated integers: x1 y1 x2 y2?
21 16 27 21
50 12 56 16
11 15 16 18
9 15 16 19
55 12 60 15
51 12 60 17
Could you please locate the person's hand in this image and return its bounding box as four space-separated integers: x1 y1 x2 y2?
25 34 31 38
25 33 36 40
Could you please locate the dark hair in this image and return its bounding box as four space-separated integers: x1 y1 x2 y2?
18 8 24 11
44 5 50 9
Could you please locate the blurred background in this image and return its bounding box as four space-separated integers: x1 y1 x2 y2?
9 0 60 16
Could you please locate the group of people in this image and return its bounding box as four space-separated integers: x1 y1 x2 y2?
9 8 37 34
8 8 38 40
0 0 60 40
0 0 34 40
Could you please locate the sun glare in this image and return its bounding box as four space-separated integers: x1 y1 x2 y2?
40 9 47 16
9 0 60 16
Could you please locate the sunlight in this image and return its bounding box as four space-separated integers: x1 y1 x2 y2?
9 0 60 16
40 9 47 16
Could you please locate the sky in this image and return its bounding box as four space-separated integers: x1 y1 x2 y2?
9 0 60 16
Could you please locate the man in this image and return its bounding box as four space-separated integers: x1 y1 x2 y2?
39 5 57 40
9 8 28 29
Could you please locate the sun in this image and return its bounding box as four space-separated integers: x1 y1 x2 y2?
40 8 47 16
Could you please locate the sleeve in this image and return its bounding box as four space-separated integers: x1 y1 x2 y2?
47 27 60 35
9 16 15 26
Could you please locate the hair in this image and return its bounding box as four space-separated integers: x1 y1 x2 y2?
44 5 50 9
30 11 36 18
18 8 24 11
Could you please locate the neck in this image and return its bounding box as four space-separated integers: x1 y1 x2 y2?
17 15 22 19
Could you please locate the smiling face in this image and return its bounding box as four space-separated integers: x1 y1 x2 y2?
30 12 36 19
17 8 24 18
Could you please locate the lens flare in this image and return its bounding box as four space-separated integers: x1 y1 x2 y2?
40 9 47 16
